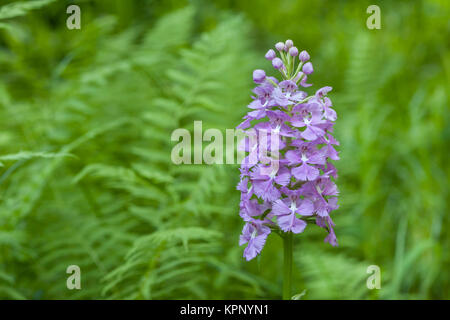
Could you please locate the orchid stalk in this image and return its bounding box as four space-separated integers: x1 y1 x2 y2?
236 39 340 299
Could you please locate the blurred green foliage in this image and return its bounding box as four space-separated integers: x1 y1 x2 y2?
0 0 448 299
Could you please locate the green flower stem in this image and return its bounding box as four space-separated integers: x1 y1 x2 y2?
292 61 304 80
282 231 293 300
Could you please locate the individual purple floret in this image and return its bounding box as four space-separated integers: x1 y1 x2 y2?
239 220 272 261
237 40 340 261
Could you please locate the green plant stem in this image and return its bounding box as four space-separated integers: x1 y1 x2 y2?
283 232 293 300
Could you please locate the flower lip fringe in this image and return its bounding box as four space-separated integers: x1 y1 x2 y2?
237 39 340 261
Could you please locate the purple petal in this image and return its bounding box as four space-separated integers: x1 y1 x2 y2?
275 168 291 186
253 179 280 202
297 199 314 216
285 150 302 165
272 199 291 216
324 107 337 121
324 230 338 246
292 163 319 181
291 218 307 234
315 86 332 98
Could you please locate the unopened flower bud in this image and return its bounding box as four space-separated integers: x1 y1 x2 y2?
272 57 284 69
265 49 276 60
302 62 313 74
275 42 285 51
253 69 266 84
299 50 310 62
289 46 299 57
285 39 293 50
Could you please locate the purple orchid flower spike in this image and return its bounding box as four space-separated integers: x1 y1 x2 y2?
236 40 340 265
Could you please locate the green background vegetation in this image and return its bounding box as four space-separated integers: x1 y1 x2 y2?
0 0 448 299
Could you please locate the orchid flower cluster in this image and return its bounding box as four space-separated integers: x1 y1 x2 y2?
237 40 340 261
